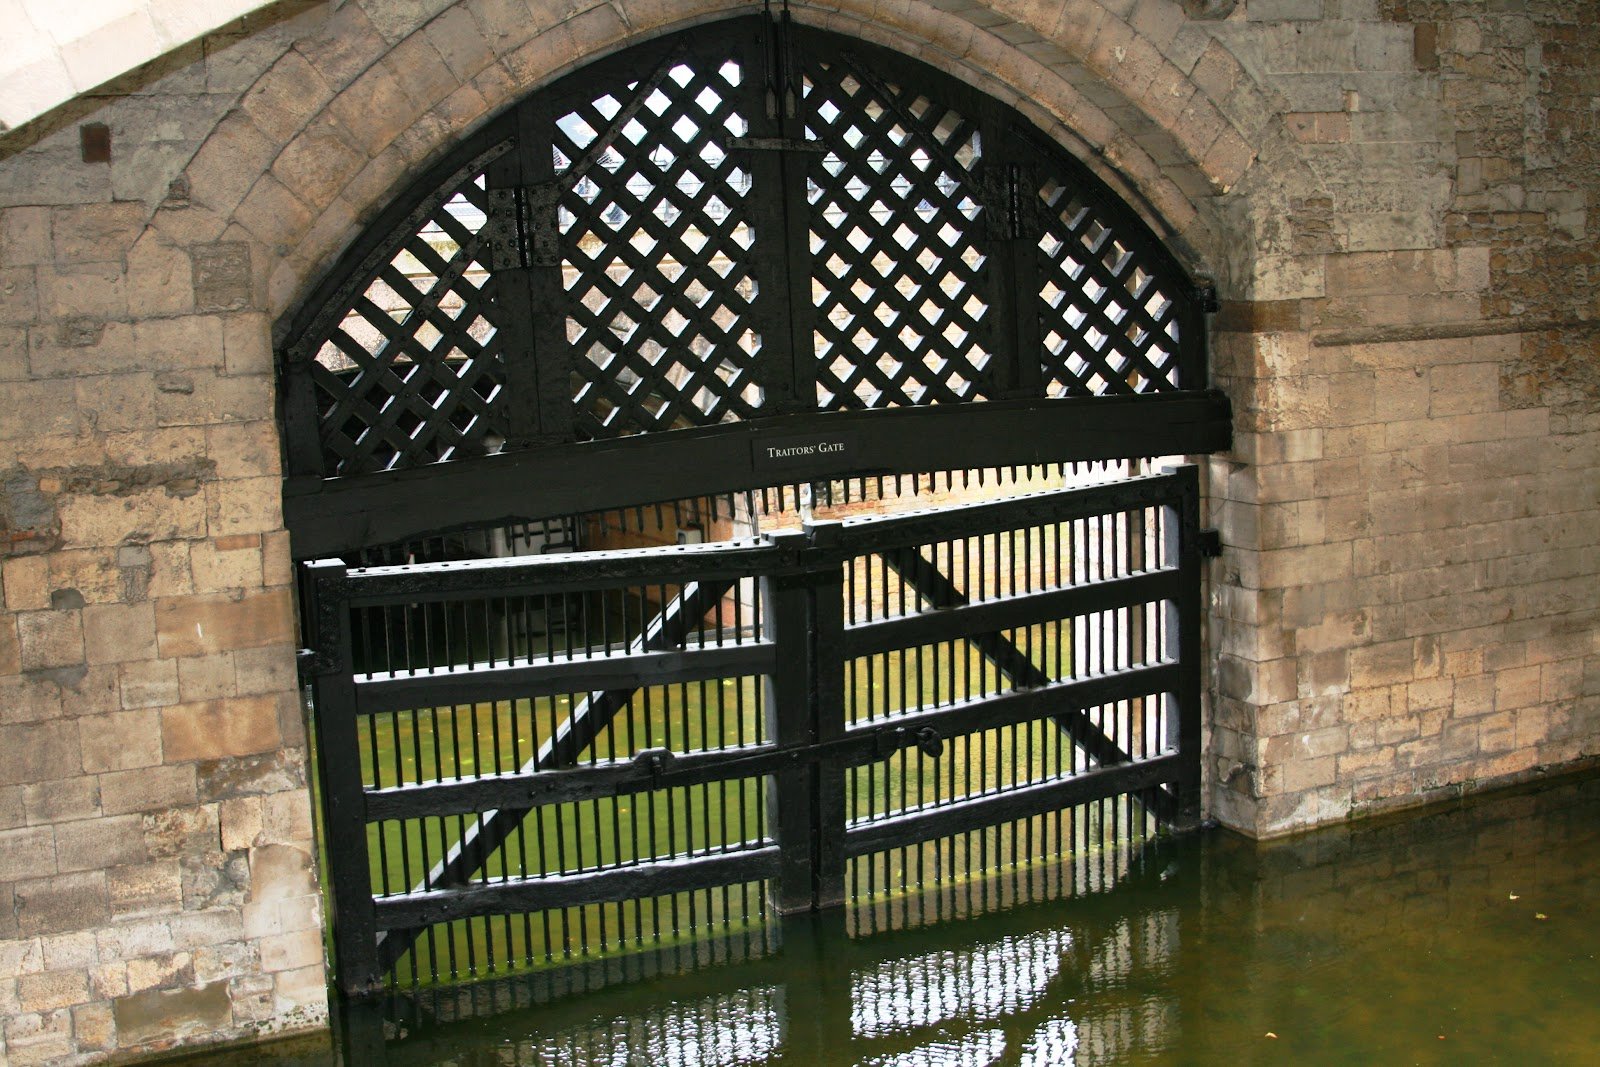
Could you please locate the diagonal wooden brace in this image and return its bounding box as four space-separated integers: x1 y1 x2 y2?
375 575 740 971
876 546 1177 823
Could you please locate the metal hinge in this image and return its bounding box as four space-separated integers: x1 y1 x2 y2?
1197 528 1223 558
1193 282 1220 314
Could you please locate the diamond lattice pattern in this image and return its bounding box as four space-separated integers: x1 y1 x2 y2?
804 61 994 410
557 58 762 438
1036 177 1182 396
295 26 1201 479
311 174 504 476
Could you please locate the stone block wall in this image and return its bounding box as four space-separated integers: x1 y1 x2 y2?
1204 0 1600 834
0 0 1593 1060
0 8 334 1063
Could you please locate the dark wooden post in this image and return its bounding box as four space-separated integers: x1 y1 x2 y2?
763 531 817 913
330 984 389 1063
1164 465 1205 830
764 522 848 913
303 560 383 994
805 520 848 910
487 96 575 450
991 138 1043 400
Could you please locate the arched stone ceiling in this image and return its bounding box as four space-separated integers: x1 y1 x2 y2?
0 0 276 132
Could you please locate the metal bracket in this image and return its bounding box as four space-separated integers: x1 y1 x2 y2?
980 167 1014 241
484 188 522 271
485 183 562 270
911 726 944 759
524 183 562 267
635 746 675 780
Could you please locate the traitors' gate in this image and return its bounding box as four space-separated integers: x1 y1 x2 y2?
280 14 1229 994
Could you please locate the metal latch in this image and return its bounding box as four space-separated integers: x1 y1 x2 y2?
910 727 944 759
635 747 676 778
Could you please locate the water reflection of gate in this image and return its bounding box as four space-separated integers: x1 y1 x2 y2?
345 840 1185 1067
304 468 1201 993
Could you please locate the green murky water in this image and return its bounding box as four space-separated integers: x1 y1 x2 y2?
158 771 1600 1066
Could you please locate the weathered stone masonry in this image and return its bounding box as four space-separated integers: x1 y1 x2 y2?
0 0 1594 1061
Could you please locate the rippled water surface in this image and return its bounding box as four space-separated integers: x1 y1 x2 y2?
161 773 1600 1066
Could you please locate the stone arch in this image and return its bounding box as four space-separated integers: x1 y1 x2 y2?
152 0 1265 832
153 0 1268 330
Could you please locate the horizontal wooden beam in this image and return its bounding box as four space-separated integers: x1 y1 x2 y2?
843 753 1183 857
371 846 780 930
848 663 1180 754
841 569 1180 659
365 743 783 821
362 662 1179 820
829 469 1192 556
324 472 1185 609
336 540 783 605
354 642 774 716
286 392 1231 557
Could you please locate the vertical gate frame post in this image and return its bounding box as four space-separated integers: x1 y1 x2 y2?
763 522 849 914
804 520 848 910
302 560 383 996
763 531 818 914
1162 464 1205 830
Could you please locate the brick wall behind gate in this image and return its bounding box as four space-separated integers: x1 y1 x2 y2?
0 0 1595 1061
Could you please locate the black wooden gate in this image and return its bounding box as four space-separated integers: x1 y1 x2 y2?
303 466 1201 994
280 10 1228 1000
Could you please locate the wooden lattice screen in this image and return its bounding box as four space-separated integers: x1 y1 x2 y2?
278 17 1211 486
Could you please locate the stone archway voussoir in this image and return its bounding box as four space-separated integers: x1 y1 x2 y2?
213 0 1247 320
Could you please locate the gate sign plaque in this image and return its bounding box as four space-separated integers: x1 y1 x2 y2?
751 431 859 475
